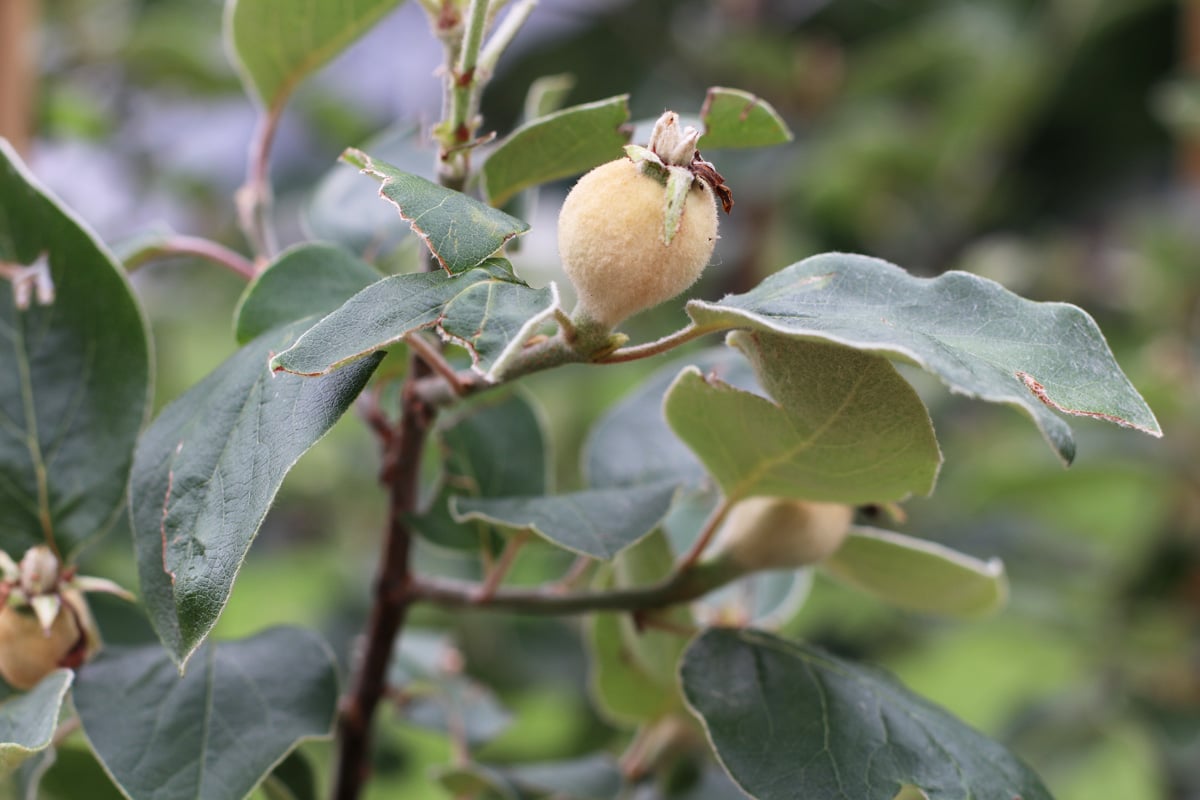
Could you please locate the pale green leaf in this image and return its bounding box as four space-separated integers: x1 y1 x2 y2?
270 260 559 380
698 87 793 149
688 253 1161 464
225 0 404 111
74 628 338 800
664 336 941 505
582 348 756 490
131 321 381 666
586 531 690 726
451 480 678 560
0 670 72 772
481 95 631 207
234 242 381 344
823 526 1007 619
343 149 530 274
682 627 1054 800
0 141 151 556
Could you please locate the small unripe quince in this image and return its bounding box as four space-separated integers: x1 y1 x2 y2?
0 590 95 690
557 111 730 331
710 497 854 574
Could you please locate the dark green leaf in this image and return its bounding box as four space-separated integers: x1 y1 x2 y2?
688 253 1161 464
435 756 623 800
664 335 941 505
0 670 71 771
481 95 631 207
26 744 125 800
413 391 548 550
343 149 530 274
225 0 404 111
260 749 318 800
74 628 338 800
682 627 1054 800
698 87 793 149
822 527 1007 619
131 321 381 666
270 260 558 380
452 480 678 560
582 348 756 490
234 243 381 344
0 141 151 556
306 127 431 252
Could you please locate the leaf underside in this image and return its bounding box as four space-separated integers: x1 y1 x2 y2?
0 670 73 772
682 627 1054 800
689 253 1161 464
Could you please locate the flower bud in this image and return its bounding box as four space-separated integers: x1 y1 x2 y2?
710 497 854 574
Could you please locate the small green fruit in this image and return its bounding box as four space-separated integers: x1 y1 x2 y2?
711 497 854 574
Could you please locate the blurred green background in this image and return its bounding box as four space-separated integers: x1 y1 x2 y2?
8 0 1199 797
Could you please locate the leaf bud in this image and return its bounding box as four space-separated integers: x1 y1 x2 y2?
709 497 854 575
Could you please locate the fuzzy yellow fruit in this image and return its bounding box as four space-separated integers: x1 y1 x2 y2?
711 497 854 574
558 157 718 329
0 590 95 690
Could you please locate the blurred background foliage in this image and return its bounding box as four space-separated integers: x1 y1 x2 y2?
6 0 1199 797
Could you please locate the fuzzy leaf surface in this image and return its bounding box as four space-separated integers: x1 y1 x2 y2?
688 253 1161 463
0 670 72 771
682 627 1054 800
225 0 403 111
131 321 380 666
698 87 793 149
664 337 941 505
823 527 1007 619
74 628 337 800
482 95 631 207
343 149 529 274
451 480 677 560
0 142 151 556
234 243 380 344
270 260 558 380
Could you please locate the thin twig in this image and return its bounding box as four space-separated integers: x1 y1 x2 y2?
478 0 537 77
597 322 726 364
674 495 733 573
548 555 592 593
122 235 256 280
405 332 470 396
475 530 530 602
237 106 284 265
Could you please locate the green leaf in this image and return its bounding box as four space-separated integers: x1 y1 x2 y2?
306 127 431 253
582 348 756 490
0 141 151 556
688 253 1162 464
343 149 530 274
481 95 631 207
586 531 690 726
451 480 678 560
413 391 548 550
681 628 1054 800
0 670 72 772
436 755 623 800
260 750 318 800
822 526 1007 619
664 337 941 505
234 243 381 344
225 0 404 112
270 260 559 380
74 627 338 800
130 321 381 666
698 87 794 149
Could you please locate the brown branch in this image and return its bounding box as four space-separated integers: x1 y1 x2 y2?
332 356 436 800
122 235 256 280
0 0 37 155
